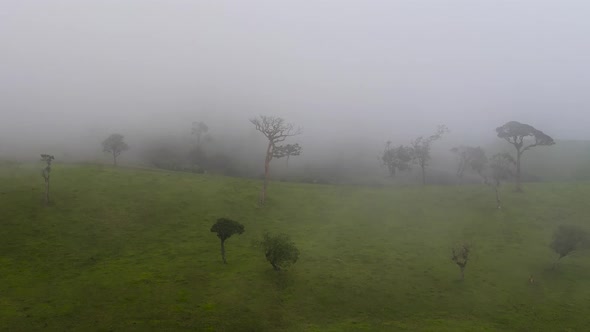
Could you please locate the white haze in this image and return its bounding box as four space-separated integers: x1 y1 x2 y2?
1 0 589 164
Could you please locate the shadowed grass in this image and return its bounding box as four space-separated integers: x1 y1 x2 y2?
0 163 589 331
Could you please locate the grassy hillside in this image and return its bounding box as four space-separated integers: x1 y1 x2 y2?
1 163 589 331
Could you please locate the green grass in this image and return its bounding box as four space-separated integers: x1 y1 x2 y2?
1 163 589 331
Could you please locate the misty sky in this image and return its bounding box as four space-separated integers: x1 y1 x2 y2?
2 0 590 149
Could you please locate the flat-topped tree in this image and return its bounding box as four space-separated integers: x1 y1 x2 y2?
40 154 54 204
250 115 301 204
210 218 244 264
496 121 555 191
102 133 129 166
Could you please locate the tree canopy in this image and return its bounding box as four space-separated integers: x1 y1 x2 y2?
273 143 302 160
550 225 587 262
259 232 299 271
102 134 129 166
495 121 554 191
381 142 413 177
210 218 245 264
496 121 555 149
210 218 245 242
451 146 487 178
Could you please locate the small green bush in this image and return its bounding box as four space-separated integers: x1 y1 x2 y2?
259 233 299 271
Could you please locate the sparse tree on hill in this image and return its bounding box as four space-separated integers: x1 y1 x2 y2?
451 243 471 281
496 121 555 192
451 146 487 178
259 232 299 271
550 225 588 268
191 121 209 148
381 142 413 177
250 115 302 204
210 218 245 264
102 134 129 166
411 125 449 185
273 143 302 168
40 154 54 205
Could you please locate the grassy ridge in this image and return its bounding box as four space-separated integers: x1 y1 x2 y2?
0 164 589 331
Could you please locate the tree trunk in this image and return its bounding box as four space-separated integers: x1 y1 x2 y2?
271 262 280 271
286 155 290 169
220 239 226 264
44 179 50 205
113 152 118 167
552 256 563 270
494 185 501 209
421 164 426 185
260 142 273 205
460 266 465 281
515 149 522 192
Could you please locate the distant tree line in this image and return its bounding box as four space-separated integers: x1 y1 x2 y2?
381 121 555 194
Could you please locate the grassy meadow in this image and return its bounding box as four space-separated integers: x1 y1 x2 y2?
1 163 589 331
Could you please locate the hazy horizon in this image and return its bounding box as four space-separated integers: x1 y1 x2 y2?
2 1 590 161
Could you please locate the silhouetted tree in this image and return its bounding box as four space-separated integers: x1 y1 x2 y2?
259 233 299 271
381 142 413 177
102 134 129 166
210 218 244 264
451 243 471 281
451 146 487 178
411 125 449 184
273 143 302 168
250 115 301 204
487 153 515 209
496 121 555 191
40 154 54 204
191 121 209 147
551 225 588 268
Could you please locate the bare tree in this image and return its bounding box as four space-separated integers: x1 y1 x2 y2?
102 134 129 166
410 125 449 185
250 115 301 204
496 121 555 191
40 154 54 205
451 243 471 281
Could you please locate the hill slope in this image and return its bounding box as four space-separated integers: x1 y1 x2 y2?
1 164 589 331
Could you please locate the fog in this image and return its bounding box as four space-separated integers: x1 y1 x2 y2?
1 1 590 180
